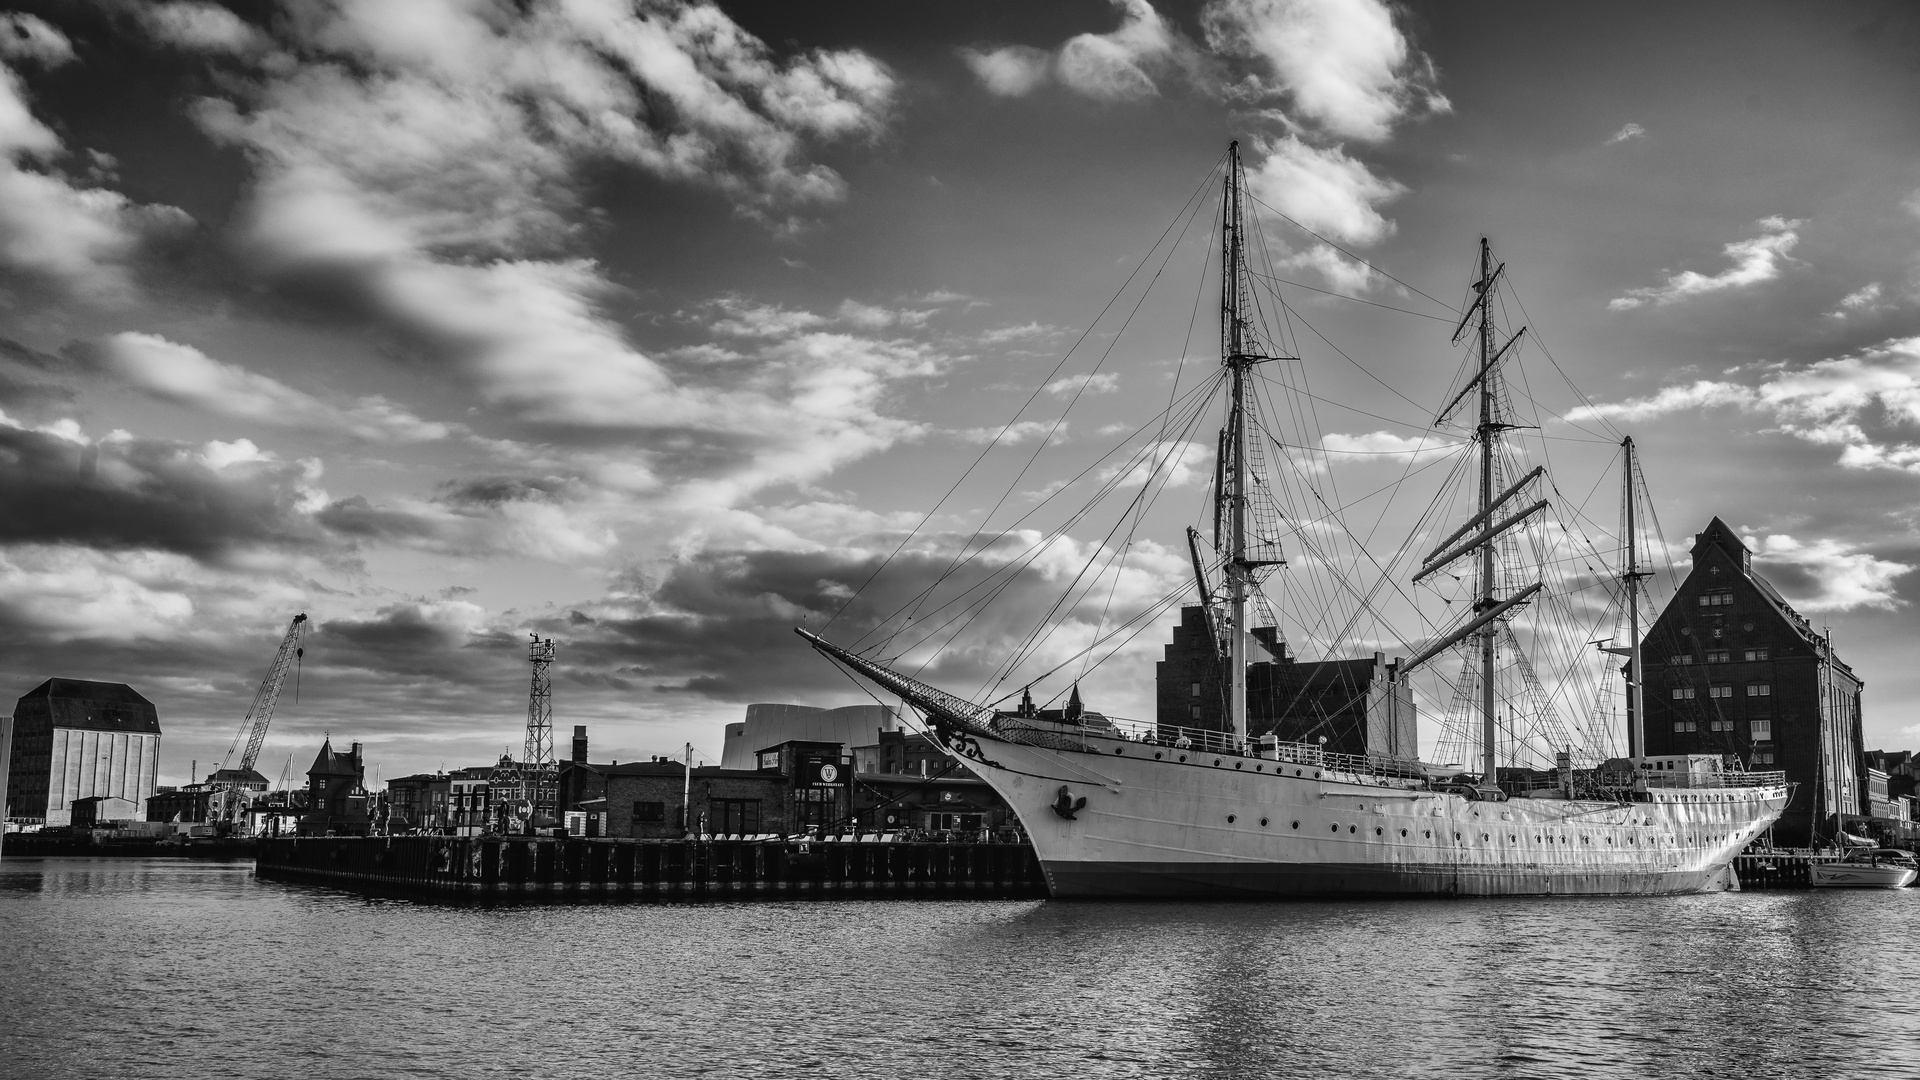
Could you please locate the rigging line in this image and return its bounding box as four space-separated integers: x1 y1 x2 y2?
888 375 1223 651
826 152 1229 635
991 396 1216 691
899 170 1223 641
1502 271 1625 443
853 375 1223 651
1080 187 1229 683
1245 268 1455 321
895 391 1223 673
1240 190 1462 317
1272 284 1439 424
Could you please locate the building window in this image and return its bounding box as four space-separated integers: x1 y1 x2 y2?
1672 721 1696 732
1190 705 1202 720
711 799 760 834
1706 650 1729 663
1697 592 1733 607
1710 685 1731 699
1754 752 1774 765
1750 720 1772 741
1671 687 1695 700
1709 720 1731 732
1190 682 1201 698
1743 648 1769 661
1747 683 1770 697
1711 627 1723 639
1669 654 1693 665
633 801 665 822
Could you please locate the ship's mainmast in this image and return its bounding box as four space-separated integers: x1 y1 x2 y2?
1217 142 1286 750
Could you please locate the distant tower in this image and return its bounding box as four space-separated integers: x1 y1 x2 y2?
522 635 557 824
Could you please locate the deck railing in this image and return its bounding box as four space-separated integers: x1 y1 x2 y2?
990 714 1428 784
986 714 1789 794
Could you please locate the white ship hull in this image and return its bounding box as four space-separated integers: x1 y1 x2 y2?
1808 862 1917 889
941 728 1788 898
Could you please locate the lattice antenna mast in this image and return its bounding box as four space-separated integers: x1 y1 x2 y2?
522 634 557 821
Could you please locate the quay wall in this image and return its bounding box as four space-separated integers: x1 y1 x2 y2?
1732 851 1846 889
255 836 1047 901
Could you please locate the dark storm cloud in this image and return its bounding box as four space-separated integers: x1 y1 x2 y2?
0 337 74 409
435 475 572 507
0 422 330 560
562 535 1174 704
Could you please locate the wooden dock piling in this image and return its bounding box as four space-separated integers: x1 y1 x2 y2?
255 836 1048 901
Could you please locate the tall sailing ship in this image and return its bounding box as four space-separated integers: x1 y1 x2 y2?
801 142 1787 897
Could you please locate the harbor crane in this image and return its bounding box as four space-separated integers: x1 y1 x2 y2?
211 613 308 831
492 634 557 834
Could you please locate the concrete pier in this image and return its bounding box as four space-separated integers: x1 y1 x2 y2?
256 836 1047 900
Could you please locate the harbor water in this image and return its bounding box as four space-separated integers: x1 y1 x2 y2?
3 857 1916 1079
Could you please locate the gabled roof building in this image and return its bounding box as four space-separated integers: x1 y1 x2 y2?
1639 517 1864 846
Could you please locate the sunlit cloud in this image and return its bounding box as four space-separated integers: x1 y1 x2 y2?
1608 216 1803 310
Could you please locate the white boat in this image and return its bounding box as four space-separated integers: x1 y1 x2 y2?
801 142 1787 898
1809 849 1918 889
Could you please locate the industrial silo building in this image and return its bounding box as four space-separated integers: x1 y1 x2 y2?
4 679 161 827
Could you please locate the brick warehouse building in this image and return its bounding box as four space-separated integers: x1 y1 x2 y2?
1639 518 1865 846
6 679 160 827
1155 606 1417 759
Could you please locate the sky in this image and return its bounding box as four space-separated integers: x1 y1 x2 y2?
2 0 1920 788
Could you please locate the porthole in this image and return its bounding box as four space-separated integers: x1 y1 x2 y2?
1331 823 1340 833
1153 752 1162 760
1115 747 1124 755
1227 814 1237 823
1454 832 1461 840
1261 818 1269 827
1213 759 1222 767
1235 762 1243 770
1255 765 1263 772
1375 827 1383 836
1178 755 1187 762
1314 772 1322 779
1294 769 1303 776
1424 830 1432 839
1291 821 1300 829
1349 825 1357 834
1481 834 1489 842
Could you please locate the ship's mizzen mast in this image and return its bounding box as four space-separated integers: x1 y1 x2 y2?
1623 437 1647 759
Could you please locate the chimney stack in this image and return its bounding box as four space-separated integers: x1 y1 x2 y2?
572 725 588 764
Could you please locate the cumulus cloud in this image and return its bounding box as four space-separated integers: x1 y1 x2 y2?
1747 533 1911 612
132 2 269 55
1046 373 1120 396
1570 337 1920 475
0 409 331 562
1098 439 1211 489
1202 0 1448 141
1320 430 1459 461
103 331 450 442
961 0 1192 102
1608 216 1803 310
0 13 74 65
0 28 191 302
1827 282 1884 320
960 45 1052 97
1605 122 1646 145
1245 134 1405 245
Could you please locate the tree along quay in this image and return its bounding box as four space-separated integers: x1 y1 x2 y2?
254 835 1047 901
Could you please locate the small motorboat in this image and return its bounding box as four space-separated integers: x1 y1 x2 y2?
1809 848 1918 889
